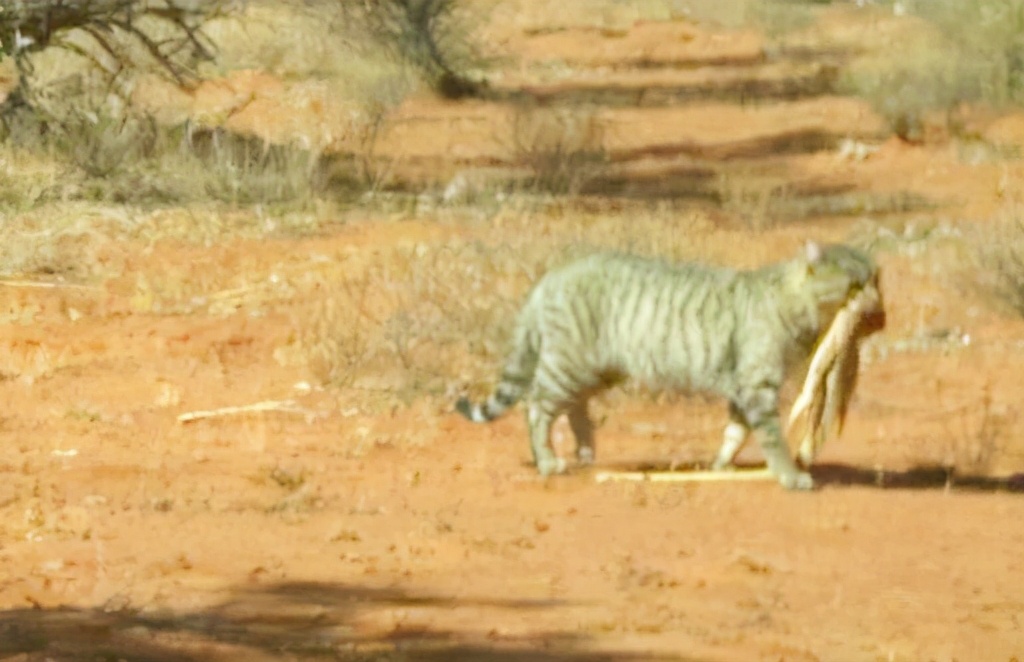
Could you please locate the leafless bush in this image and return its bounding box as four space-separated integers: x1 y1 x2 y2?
1 0 231 119
0 1 251 201
510 103 607 195
341 0 487 99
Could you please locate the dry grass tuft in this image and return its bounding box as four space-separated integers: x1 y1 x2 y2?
0 203 139 280
287 241 547 403
509 103 608 195
969 206 1024 317
715 166 790 231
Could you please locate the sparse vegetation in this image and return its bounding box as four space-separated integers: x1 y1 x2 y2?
715 166 789 230
284 209 738 407
678 0 819 34
485 0 817 35
0 1 428 214
970 207 1024 317
842 0 1024 139
510 103 607 195
291 240 544 402
910 0 1024 106
5 110 335 207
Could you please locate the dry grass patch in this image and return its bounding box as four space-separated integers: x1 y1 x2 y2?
968 206 1024 318
2 2 423 211
715 165 790 230
286 240 547 402
841 0 1024 139
0 145 68 212
281 206 797 409
509 103 608 195
0 202 141 281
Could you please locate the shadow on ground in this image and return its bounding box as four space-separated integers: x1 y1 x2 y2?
489 64 839 107
588 461 1024 493
812 463 1024 492
0 581 695 662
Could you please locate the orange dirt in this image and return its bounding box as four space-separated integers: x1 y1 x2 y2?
2 7 1024 662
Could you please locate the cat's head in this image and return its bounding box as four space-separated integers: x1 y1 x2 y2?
797 242 886 333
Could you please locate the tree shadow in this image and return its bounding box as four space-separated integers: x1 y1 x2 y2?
0 581 696 661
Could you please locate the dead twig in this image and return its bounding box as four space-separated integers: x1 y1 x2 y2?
177 399 311 424
0 279 102 290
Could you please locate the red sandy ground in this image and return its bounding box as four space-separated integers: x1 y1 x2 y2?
1 7 1023 662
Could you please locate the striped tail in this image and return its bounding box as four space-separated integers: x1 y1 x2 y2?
456 313 540 423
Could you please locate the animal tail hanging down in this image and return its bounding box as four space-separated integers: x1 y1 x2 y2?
456 305 540 422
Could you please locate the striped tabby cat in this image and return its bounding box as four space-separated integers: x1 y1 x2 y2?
456 243 883 490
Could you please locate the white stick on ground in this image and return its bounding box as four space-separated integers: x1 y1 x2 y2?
0 280 101 290
177 399 306 423
595 468 775 483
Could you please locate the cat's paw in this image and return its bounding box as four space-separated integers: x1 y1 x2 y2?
536 456 568 476
779 471 815 491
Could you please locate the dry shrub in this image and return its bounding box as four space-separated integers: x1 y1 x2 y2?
970 208 1024 317
174 125 331 206
0 143 66 212
200 2 416 105
340 0 491 98
910 0 1024 106
2 2 417 209
840 41 987 141
843 0 1024 139
947 386 1007 477
510 103 607 195
715 166 790 230
292 242 549 402
0 0 227 102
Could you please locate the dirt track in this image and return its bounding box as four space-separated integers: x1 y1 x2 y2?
2 5 1024 661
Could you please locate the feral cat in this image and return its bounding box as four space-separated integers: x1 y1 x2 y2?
457 243 883 490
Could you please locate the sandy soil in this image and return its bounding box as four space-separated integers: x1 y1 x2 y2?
2 6 1024 662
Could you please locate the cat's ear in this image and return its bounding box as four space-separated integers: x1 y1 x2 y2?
804 240 823 264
